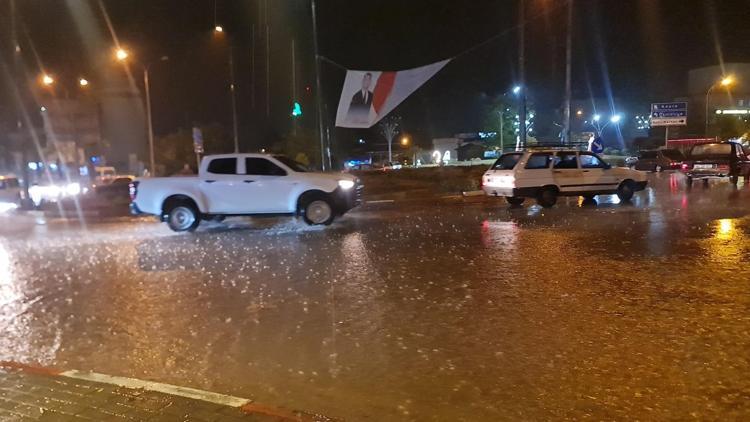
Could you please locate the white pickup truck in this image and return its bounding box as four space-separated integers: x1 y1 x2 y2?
130 154 362 232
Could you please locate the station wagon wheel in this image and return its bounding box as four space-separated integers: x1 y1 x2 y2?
537 187 558 208
616 181 635 202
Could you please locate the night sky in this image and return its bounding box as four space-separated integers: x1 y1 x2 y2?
2 0 749 152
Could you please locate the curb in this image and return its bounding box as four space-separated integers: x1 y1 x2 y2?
0 361 332 422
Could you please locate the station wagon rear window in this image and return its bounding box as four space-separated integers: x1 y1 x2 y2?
492 153 522 170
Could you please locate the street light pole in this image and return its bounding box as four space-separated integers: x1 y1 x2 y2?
229 46 239 153
144 66 156 176
705 76 736 136
311 0 327 170
518 0 527 149
562 0 573 145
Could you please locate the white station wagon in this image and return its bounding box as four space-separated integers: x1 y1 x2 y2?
482 150 648 207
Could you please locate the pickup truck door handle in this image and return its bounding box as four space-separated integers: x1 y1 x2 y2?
582 170 590 173
204 180 216 183
243 180 255 183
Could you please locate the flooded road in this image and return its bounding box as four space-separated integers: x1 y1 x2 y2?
1 173 750 420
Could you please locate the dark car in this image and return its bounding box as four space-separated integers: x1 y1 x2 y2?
682 142 750 186
94 176 134 200
634 149 685 172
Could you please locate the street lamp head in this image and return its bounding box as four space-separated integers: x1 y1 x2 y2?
720 76 734 87
79 78 89 87
593 114 601 122
610 114 622 124
214 25 224 33
115 48 129 61
512 85 522 95
576 109 583 116
401 136 410 146
42 74 54 86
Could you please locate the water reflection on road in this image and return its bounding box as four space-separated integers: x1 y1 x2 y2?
0 174 749 420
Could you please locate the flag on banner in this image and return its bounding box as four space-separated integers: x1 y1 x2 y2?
335 59 451 128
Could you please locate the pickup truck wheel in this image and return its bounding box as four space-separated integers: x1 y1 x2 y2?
616 181 635 202
537 188 558 208
167 204 200 232
506 197 525 206
301 197 334 226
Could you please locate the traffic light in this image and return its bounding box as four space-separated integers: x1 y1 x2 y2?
291 102 302 117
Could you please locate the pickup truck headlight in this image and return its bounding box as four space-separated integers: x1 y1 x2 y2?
338 180 355 190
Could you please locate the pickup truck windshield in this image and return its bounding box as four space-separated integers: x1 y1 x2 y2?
273 155 309 172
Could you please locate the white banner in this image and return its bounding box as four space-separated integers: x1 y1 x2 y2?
335 59 451 128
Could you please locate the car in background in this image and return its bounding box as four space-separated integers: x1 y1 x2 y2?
482 150 648 207
94 176 134 201
0 175 22 213
634 148 685 172
682 142 750 187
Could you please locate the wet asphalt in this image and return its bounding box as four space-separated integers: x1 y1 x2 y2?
1 172 749 421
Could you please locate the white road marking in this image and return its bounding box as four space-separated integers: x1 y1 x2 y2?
60 370 250 407
366 199 396 204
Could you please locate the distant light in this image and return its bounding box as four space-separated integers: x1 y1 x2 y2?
512 86 522 95
717 109 749 115
214 25 224 33
42 74 54 85
720 76 734 87
40 106 47 112
400 136 410 146
358 138 365 144
593 114 601 122
610 114 622 124
115 48 129 61
576 109 583 116
28 162 39 170
79 78 89 87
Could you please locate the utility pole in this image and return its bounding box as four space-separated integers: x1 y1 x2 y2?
311 0 327 170
251 24 256 111
291 38 297 136
500 112 504 152
264 0 270 118
518 0 527 150
562 0 573 145
144 67 156 174
229 46 239 153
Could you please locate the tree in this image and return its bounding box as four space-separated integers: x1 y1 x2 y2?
155 123 232 175
378 115 401 163
272 129 319 168
481 96 535 151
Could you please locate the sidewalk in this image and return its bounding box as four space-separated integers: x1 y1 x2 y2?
0 364 328 421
